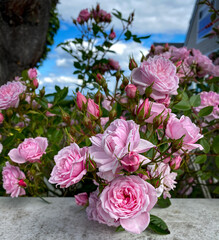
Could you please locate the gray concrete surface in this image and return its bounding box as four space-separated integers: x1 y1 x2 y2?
0 198 218 240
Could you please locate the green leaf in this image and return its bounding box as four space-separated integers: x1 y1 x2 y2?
190 95 201 107
211 12 216 22
74 61 81 69
53 87 68 105
213 186 219 194
157 196 171 208
194 155 207 164
212 136 219 154
124 30 132 40
173 100 191 111
198 106 213 117
138 35 151 40
199 138 210 153
148 215 170 235
115 225 125 232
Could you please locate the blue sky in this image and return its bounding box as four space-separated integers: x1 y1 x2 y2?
38 0 196 94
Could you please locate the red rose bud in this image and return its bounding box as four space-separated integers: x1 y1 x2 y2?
76 92 87 110
87 98 100 119
0 113 4 124
129 57 138 70
33 78 39 88
170 156 182 170
150 44 155 53
109 31 116 40
18 179 27 188
164 43 169 50
121 152 140 172
94 91 103 103
125 84 137 98
96 73 103 84
122 77 129 86
137 98 149 118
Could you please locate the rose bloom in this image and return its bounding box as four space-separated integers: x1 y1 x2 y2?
195 91 219 122
169 46 190 62
8 137 48 164
108 58 120 71
125 84 137 98
49 143 87 188
75 192 88 206
78 9 90 21
87 99 100 118
86 190 120 227
76 92 87 110
166 115 203 151
100 175 157 234
28 68 37 79
89 119 154 181
2 162 26 198
131 56 179 100
0 81 26 110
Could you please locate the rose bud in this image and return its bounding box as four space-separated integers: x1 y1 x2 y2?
33 79 39 88
87 98 100 119
18 179 27 188
129 57 138 70
121 152 141 172
76 92 87 110
75 192 88 206
0 112 4 124
125 84 137 98
137 98 149 118
96 73 103 84
170 155 182 170
109 31 116 40
28 68 37 80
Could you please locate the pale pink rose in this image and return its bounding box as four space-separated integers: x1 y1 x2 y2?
121 152 149 172
166 115 203 151
169 156 182 170
156 95 171 107
145 101 172 124
33 78 39 88
0 112 4 124
28 68 37 80
49 143 87 188
137 98 149 118
100 175 157 234
78 9 90 22
0 81 26 110
125 84 137 98
8 137 48 164
131 56 179 100
86 190 120 227
2 162 26 198
25 94 39 108
109 31 116 40
100 117 109 128
108 58 120 71
102 96 113 111
75 192 88 206
76 92 87 110
146 162 177 198
169 46 190 62
195 91 219 122
89 119 154 181
87 99 100 118
187 49 215 77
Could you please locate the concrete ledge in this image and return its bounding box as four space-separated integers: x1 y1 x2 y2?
0 198 218 240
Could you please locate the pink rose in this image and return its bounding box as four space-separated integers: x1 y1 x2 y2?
166 115 203 151
0 81 26 110
28 68 37 80
46 103 56 117
8 137 48 164
169 46 190 62
102 96 113 111
78 9 90 22
156 95 171 107
2 162 26 198
100 175 157 234
131 56 179 100
75 192 88 206
33 78 39 88
125 84 137 98
87 99 100 118
100 117 109 128
49 143 87 188
86 190 120 227
89 119 154 181
76 92 87 110
108 58 120 71
0 112 4 124
169 155 182 170
195 91 219 122
121 151 149 172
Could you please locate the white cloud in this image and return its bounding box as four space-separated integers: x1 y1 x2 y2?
56 58 72 67
57 0 196 34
